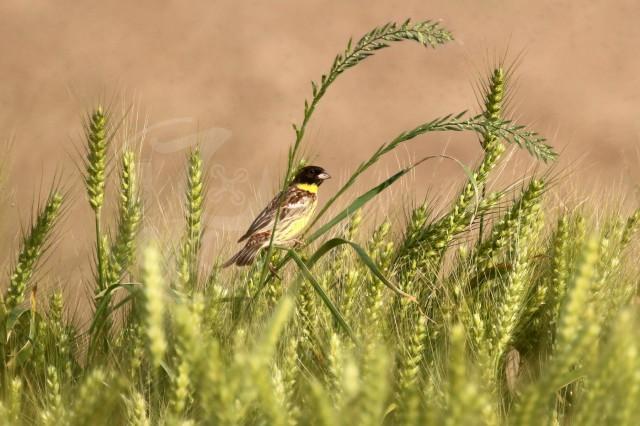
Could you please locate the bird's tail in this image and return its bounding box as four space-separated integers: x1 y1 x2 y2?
222 241 262 268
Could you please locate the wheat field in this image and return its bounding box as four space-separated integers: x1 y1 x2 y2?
0 20 638 425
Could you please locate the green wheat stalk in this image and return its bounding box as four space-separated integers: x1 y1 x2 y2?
84 106 109 291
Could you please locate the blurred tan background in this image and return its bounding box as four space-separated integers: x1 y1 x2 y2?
1 0 640 284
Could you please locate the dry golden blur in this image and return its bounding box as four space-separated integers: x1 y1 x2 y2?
1 1 639 282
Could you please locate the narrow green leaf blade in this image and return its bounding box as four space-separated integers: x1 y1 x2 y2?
286 249 357 343
306 168 408 244
306 238 416 301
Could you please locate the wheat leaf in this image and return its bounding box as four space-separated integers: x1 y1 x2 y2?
285 249 357 342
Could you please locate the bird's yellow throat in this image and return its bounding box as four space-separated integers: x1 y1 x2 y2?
295 183 319 194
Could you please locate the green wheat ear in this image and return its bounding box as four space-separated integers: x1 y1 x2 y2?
84 107 108 212
40 365 65 425
83 105 111 293
396 67 507 285
484 68 505 123
621 208 640 247
126 391 150 426
178 147 204 290
491 181 545 373
395 317 427 425
142 245 167 370
109 148 142 281
5 191 63 309
476 179 546 269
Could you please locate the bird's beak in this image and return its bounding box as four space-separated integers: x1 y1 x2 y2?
318 172 331 180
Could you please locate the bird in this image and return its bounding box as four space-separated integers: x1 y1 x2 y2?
223 165 331 267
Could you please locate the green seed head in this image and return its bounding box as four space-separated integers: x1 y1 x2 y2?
6 192 63 309
85 107 108 212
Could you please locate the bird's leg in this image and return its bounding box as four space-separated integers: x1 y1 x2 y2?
290 238 305 248
268 262 282 280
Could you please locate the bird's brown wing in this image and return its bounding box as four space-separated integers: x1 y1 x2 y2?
237 188 312 242
237 191 281 242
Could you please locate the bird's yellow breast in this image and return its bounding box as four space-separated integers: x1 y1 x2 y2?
295 183 319 194
275 196 317 243
281 209 313 237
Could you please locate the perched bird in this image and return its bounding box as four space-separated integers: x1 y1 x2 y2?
223 165 331 267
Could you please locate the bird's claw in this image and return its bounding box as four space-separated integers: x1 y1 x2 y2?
269 263 282 280
291 238 305 248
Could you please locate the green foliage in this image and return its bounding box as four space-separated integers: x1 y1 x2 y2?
1 19 638 426
142 245 168 370
84 107 108 213
4 190 63 310
177 148 205 292
109 148 142 283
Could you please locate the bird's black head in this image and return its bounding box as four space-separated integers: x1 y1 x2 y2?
293 165 331 186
